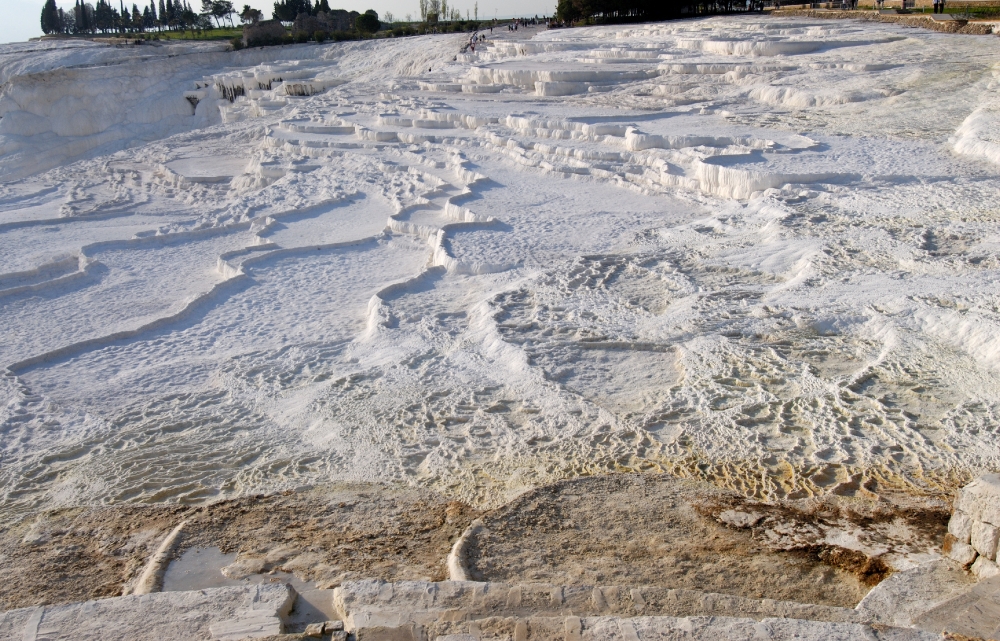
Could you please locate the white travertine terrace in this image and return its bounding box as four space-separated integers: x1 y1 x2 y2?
0 16 999 521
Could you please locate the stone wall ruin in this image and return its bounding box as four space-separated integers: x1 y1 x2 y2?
945 474 1000 579
242 20 287 46
292 10 360 36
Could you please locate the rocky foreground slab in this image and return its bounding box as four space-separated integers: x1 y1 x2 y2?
6 474 1000 639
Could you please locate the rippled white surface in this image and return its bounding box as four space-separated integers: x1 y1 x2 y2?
2 16 1000 517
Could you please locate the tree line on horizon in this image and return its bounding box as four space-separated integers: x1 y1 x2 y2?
40 0 265 34
271 0 330 21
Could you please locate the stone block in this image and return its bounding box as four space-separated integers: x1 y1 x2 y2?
565 616 582 641
439 608 468 622
955 489 980 521
355 624 423 641
719 509 764 529
0 583 296 641
322 9 358 31
292 13 326 35
956 474 1000 521
972 556 1000 580
856 558 978 627
946 538 979 567
308 625 348 641
630 588 647 612
250 583 297 617
209 611 283 640
948 510 974 544
243 19 286 46
618 619 641 641
982 501 1000 527
971 521 1000 560
591 588 608 612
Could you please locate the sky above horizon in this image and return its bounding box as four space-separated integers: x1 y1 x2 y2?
4 0 552 44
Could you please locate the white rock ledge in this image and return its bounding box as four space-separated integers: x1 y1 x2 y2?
0 582 294 641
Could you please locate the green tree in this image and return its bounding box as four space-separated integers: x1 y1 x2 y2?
214 0 235 26
93 0 113 32
200 0 226 27
355 8 378 33
75 0 93 32
41 0 61 34
272 0 309 20
60 7 76 31
181 1 198 28
239 4 261 22
119 0 131 30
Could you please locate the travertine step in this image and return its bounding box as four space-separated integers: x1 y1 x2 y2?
856 558 977 628
333 579 870 633
0 582 295 641
353 614 938 641
858 555 1000 639
911 574 1000 638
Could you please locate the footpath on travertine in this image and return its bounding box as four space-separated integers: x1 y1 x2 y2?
773 8 996 33
0 577 938 641
331 578 931 640
0 557 992 640
9 475 1000 640
0 583 296 641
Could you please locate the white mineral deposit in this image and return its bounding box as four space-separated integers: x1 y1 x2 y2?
5 16 1000 511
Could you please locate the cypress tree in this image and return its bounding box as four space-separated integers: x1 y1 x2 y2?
93 0 106 31
40 0 60 34
158 0 166 26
